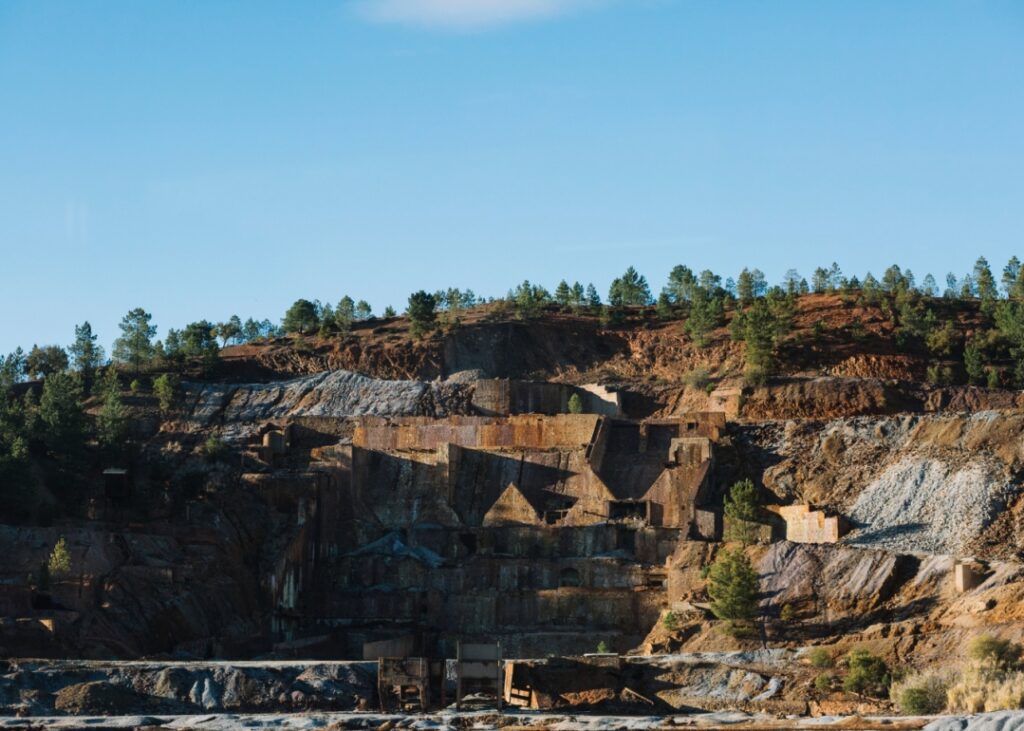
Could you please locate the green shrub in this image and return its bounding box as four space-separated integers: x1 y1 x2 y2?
987 368 1002 390
48 536 71 576
899 687 936 715
203 435 228 462
682 368 711 390
890 668 953 715
744 363 769 387
814 673 833 693
567 393 583 414
596 640 610 653
662 611 680 631
843 649 890 697
129 378 142 393
969 635 1022 672
153 373 180 414
780 604 796 622
809 647 834 669
926 363 954 386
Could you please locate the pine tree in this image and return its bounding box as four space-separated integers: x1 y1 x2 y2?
609 266 652 306
737 268 755 305
723 479 761 545
656 291 674 320
707 547 759 624
685 289 723 347
153 373 179 414
827 262 843 291
112 308 156 371
25 345 69 380
97 384 128 448
1003 257 1022 298
585 283 602 309
664 265 698 303
513 281 550 319
964 341 985 386
782 269 803 296
216 316 242 347
812 267 830 293
944 273 959 298
48 537 72 577
281 299 320 334
39 371 84 455
571 282 586 311
336 296 356 334
69 322 104 393
975 257 997 300
407 291 437 339
735 297 784 384
554 280 572 309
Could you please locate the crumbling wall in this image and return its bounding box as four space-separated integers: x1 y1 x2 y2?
766 505 842 544
470 380 623 417
293 414 720 657
353 415 601 451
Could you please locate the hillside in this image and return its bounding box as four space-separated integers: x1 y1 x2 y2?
214 294 1017 421
3 291 1024 720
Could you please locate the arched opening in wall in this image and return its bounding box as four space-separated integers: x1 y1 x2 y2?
559 567 581 588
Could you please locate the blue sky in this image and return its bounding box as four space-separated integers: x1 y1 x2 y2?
1 1 1022 354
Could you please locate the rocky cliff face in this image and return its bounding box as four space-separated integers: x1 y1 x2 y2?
182 370 476 440
729 413 1024 559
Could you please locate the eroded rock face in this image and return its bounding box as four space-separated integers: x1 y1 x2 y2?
733 412 1024 558
759 542 909 616
183 370 475 440
847 458 1015 555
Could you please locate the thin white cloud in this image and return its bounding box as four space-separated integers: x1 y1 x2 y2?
354 0 601 30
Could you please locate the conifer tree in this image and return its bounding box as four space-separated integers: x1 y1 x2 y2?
707 547 759 625
407 291 437 339
48 537 72 577
112 308 156 371
1003 257 1022 297
554 280 572 309
69 322 104 393
335 296 356 334
723 479 761 545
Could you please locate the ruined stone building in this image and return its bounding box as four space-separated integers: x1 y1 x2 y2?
256 412 725 658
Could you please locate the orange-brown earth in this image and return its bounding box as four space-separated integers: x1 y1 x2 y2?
3 294 1024 720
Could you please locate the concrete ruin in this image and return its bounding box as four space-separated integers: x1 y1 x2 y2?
256 412 725 658
954 561 987 593
470 380 623 417
765 504 845 544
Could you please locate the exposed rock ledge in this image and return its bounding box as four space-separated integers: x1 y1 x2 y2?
182 370 475 440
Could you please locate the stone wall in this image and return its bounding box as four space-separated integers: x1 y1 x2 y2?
352 415 601 451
